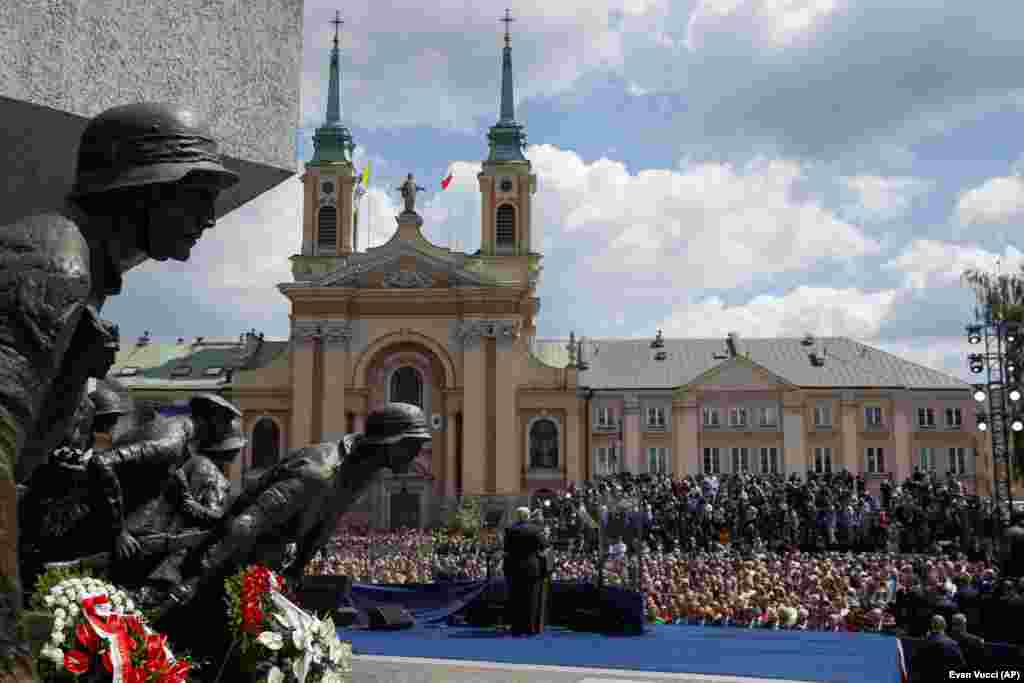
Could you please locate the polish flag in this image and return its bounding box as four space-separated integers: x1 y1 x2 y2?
441 167 454 190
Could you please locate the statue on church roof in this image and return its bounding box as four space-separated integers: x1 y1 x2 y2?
397 173 425 213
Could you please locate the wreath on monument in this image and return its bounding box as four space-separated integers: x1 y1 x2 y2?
224 564 352 683
28 567 191 682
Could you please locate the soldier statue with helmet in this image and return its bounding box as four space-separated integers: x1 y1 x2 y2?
0 102 237 677
151 402 434 664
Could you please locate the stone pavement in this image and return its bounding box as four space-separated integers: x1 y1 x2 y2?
352 655 816 683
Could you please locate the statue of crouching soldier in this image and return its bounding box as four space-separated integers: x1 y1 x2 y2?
151 403 433 664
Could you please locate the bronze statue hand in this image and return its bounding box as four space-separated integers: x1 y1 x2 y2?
114 530 141 560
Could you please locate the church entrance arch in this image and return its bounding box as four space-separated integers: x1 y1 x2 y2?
251 417 281 470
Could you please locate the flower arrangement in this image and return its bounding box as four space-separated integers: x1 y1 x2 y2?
225 565 352 683
30 572 190 682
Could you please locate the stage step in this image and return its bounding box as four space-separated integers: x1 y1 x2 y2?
352 655 817 683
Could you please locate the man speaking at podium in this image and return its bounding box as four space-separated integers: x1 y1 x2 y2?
503 506 550 635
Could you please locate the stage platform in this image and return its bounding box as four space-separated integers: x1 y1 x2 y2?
340 623 900 683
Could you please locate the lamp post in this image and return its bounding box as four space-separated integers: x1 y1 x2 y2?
967 316 1023 536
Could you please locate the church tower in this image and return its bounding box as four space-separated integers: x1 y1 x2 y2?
478 10 537 257
295 12 356 277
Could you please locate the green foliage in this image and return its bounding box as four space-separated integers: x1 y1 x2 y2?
448 496 485 539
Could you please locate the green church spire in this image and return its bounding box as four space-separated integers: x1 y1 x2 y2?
310 11 354 167
486 9 527 163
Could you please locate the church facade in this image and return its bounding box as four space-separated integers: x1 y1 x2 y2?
107 22 998 529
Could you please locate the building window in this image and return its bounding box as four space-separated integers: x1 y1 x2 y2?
918 408 935 428
595 446 619 476
703 447 721 474
814 447 832 474
758 406 778 427
760 447 780 474
317 205 338 253
702 407 720 427
496 204 516 248
945 408 962 428
948 447 968 476
865 406 884 427
866 446 886 474
529 418 559 469
728 407 748 427
814 404 832 427
731 447 750 473
648 447 669 474
389 366 423 408
597 407 615 428
919 447 935 472
647 406 666 428
252 417 280 470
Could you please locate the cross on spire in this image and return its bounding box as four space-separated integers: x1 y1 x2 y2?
330 11 344 49
501 8 515 47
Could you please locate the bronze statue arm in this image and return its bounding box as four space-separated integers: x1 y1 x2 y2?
178 465 230 525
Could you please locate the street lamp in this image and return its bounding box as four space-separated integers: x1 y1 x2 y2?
977 412 989 431
967 325 983 344
974 386 988 402
969 353 986 373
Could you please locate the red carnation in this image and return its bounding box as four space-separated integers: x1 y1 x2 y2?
146 633 169 663
76 622 99 652
64 649 90 674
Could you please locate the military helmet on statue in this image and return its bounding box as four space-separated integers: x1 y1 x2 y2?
90 378 135 418
189 393 242 418
203 417 247 453
70 103 239 199
360 402 432 446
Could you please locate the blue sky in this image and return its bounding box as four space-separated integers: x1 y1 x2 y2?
103 0 1024 384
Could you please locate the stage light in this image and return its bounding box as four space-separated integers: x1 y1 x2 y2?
967 325 982 344
1011 388 1022 402
974 387 988 402
1013 419 1023 432
1006 322 1019 344
977 413 989 431
969 353 985 373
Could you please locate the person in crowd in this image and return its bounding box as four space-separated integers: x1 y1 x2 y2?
916 615 965 680
948 612 985 668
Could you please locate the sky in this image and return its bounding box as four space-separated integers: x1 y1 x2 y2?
103 0 1024 385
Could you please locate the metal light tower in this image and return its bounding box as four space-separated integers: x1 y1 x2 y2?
968 316 1023 530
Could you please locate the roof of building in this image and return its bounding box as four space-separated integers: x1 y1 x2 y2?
108 332 280 387
532 336 969 391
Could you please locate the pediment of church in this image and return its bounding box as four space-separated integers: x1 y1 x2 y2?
687 355 794 390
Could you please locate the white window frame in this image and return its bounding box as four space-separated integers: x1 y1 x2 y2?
703 447 721 474
647 406 666 428
866 446 886 474
917 407 935 428
702 407 720 427
729 407 748 427
595 446 620 475
948 447 968 476
648 447 669 474
865 406 884 427
731 446 750 473
919 446 935 472
760 446 780 474
945 407 962 428
759 406 778 427
597 407 613 427
814 447 832 474
814 404 832 427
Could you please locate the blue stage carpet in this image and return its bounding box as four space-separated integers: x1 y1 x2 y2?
339 623 899 683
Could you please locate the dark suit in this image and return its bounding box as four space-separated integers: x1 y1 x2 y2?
503 521 550 635
914 632 965 681
950 630 985 668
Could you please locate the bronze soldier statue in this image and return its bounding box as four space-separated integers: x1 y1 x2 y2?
152 403 432 663
0 102 237 678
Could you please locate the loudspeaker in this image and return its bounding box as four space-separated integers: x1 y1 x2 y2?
366 605 414 631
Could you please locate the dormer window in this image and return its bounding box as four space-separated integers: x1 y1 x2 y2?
171 366 192 377
118 367 139 377
203 367 224 377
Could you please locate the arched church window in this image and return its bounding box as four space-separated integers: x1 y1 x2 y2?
252 417 280 470
496 204 516 248
317 206 337 253
389 366 423 408
529 418 559 469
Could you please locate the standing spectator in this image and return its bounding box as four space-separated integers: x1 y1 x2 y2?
948 613 985 668
503 506 550 636
913 615 965 681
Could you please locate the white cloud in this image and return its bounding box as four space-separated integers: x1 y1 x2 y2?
842 175 932 220
686 0 843 51
956 175 1024 226
521 147 879 293
652 286 897 339
884 240 1024 291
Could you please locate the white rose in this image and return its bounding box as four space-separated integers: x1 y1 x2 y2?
40 644 64 664
54 607 67 620
57 596 70 609
124 599 135 612
68 604 79 616
264 665 285 683
43 595 55 607
50 629 63 645
256 631 284 651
